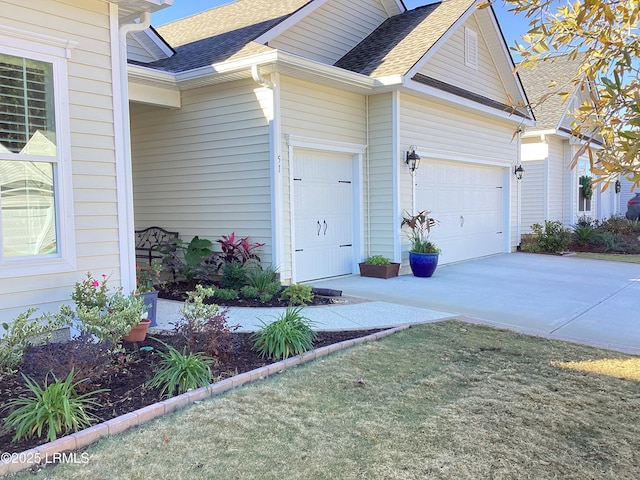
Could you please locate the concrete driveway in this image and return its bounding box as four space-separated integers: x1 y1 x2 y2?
315 253 640 354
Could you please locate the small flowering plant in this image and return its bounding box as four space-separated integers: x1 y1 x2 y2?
71 272 146 345
71 272 110 311
136 260 162 293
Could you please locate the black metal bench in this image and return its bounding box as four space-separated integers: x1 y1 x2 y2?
135 226 179 264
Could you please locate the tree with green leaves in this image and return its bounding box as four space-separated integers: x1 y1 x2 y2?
487 0 639 187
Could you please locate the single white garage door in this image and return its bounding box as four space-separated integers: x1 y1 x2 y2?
415 160 505 264
293 150 354 282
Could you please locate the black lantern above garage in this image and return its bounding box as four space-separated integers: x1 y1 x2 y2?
406 146 420 176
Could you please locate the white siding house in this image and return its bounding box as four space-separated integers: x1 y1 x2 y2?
0 0 173 324
128 0 533 283
518 55 620 235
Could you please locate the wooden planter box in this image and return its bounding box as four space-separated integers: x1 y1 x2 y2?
358 262 400 279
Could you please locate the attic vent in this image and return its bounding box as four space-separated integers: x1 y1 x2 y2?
465 27 478 70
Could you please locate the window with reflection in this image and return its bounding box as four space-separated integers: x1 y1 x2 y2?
0 53 58 258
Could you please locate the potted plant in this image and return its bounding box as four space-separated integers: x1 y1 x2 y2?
72 272 149 344
358 255 400 279
136 260 162 327
401 210 441 277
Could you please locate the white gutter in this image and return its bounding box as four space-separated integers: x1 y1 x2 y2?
114 10 151 292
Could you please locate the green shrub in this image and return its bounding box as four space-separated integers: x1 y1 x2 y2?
595 215 640 235
572 223 595 243
181 285 219 324
4 370 107 442
176 286 238 357
365 255 391 266
240 286 260 299
592 231 623 252
251 307 317 360
245 265 278 290
219 262 247 290
280 284 314 306
148 342 212 398
529 221 572 253
259 292 275 302
0 307 72 370
75 292 146 346
214 288 239 301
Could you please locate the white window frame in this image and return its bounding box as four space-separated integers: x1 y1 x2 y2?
0 26 76 278
465 27 478 70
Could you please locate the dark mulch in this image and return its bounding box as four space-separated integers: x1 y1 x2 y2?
158 282 337 307
568 232 640 254
0 328 385 455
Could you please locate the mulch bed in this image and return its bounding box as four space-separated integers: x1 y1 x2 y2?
158 282 337 307
0 328 385 455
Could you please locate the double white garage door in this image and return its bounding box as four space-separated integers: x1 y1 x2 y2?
416 160 505 265
293 152 506 281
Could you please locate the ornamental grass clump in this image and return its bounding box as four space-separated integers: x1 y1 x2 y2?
251 307 317 360
3 370 107 442
148 341 213 398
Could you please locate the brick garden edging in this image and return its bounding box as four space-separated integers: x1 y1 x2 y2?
0 325 411 476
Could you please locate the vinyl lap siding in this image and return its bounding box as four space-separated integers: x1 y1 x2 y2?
367 93 395 259
546 136 565 223
0 0 118 322
399 94 517 164
131 79 273 266
520 160 545 233
420 15 506 103
269 0 388 65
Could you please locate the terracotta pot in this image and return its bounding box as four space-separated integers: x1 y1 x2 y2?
123 318 151 342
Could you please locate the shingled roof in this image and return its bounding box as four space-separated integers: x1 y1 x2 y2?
335 0 476 77
148 0 312 72
517 54 585 130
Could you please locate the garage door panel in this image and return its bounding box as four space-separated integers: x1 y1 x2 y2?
293 150 354 282
416 160 505 264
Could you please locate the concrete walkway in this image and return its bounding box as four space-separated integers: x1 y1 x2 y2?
155 253 640 355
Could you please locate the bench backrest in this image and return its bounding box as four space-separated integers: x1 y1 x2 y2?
135 226 179 263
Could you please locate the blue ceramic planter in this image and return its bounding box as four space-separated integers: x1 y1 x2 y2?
141 291 159 327
409 252 439 277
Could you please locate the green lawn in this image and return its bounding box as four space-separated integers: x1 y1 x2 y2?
14 321 640 480
573 252 640 263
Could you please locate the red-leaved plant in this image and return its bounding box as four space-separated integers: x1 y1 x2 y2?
215 232 264 270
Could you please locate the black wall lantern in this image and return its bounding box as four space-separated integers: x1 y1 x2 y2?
514 164 525 180
615 179 621 194
406 146 420 176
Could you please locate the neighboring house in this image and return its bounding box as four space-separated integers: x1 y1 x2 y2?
0 0 172 324
518 54 620 233
128 0 533 284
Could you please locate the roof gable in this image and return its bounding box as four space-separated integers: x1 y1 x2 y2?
335 0 476 77
518 54 586 131
266 0 400 65
151 0 311 72
409 7 529 117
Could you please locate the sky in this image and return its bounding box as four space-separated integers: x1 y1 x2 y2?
151 0 532 51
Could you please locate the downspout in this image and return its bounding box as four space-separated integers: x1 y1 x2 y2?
251 65 282 272
115 10 151 292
